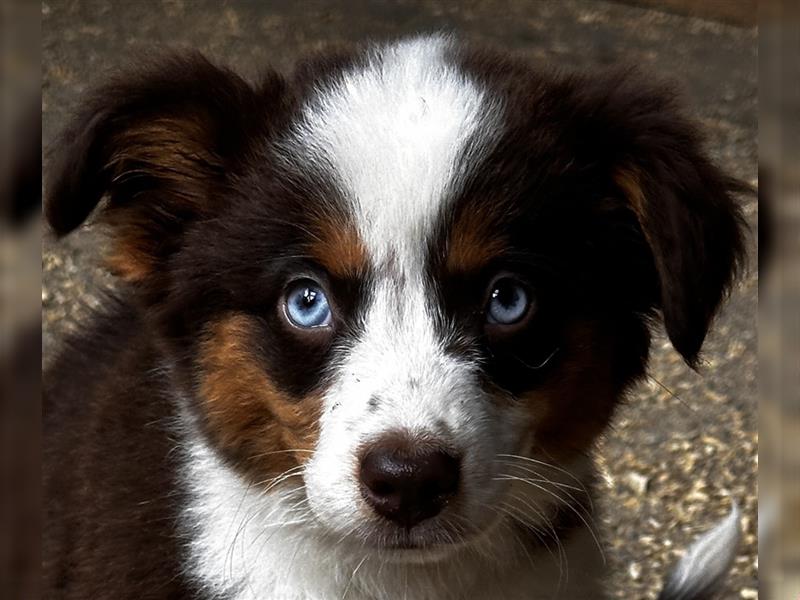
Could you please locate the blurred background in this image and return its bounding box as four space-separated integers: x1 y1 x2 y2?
2 0 794 598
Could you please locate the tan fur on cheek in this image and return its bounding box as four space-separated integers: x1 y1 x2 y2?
523 322 621 461
198 314 322 483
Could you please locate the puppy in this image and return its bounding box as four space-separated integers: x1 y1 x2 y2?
44 35 747 599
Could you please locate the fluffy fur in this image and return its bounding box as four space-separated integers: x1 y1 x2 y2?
44 36 746 599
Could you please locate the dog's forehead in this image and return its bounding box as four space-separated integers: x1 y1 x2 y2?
289 35 499 272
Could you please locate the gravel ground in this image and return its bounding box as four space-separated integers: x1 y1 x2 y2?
42 1 758 598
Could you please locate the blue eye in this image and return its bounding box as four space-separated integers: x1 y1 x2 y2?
284 280 332 328
487 278 531 325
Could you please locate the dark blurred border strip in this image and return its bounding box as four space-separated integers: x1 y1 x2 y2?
0 0 43 598
759 0 800 597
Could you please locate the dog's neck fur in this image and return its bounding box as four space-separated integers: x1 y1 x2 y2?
178 411 605 600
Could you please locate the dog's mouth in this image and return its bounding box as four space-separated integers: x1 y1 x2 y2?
346 505 507 563
357 529 474 563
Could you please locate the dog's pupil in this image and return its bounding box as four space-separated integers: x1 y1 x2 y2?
302 289 317 307
493 284 518 308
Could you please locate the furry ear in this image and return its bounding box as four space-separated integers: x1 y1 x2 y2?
583 71 748 367
45 53 285 282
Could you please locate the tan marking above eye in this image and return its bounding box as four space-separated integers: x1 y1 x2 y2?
446 206 507 274
309 217 368 278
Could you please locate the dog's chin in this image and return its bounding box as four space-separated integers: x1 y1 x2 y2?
376 543 461 564
341 514 503 565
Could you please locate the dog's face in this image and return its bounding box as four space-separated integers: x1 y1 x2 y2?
47 37 745 557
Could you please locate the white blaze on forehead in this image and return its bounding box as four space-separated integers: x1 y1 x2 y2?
290 37 505 460
291 35 494 420
293 34 492 265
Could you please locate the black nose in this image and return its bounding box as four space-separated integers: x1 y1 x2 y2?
359 441 460 528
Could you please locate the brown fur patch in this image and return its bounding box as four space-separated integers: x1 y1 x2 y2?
613 168 645 215
308 217 368 278
104 117 223 282
199 314 322 484
446 205 507 273
614 166 668 294
524 321 622 461
108 116 221 183
614 166 659 250
104 239 155 282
